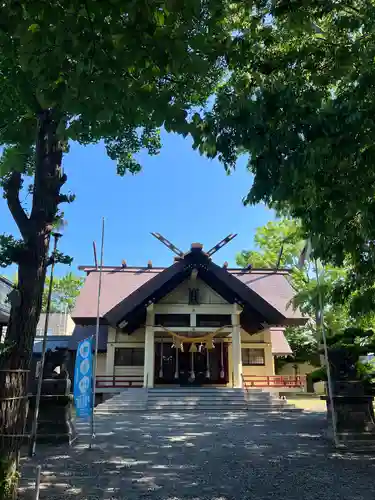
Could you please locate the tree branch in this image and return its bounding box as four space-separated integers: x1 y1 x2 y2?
46 250 72 267
3 171 30 240
83 0 96 76
0 234 26 266
57 192 75 204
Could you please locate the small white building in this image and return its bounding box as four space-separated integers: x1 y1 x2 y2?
36 312 76 337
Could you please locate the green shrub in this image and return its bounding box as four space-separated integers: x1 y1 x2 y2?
0 458 20 500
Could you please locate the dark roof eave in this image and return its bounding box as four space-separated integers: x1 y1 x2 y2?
204 261 285 324
104 251 294 328
104 258 188 326
78 265 293 274
279 316 308 327
72 316 109 326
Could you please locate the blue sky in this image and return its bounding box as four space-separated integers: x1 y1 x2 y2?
1 131 275 278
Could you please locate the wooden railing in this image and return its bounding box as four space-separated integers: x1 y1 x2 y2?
96 375 144 389
96 374 306 390
242 375 306 389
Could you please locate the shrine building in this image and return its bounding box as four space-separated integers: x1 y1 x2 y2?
71 241 307 391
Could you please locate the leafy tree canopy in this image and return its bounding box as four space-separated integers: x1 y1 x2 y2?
195 0 375 317
10 270 84 314
236 218 304 269
236 218 347 323
0 0 259 490
309 327 375 389
237 218 375 368
0 0 245 266
42 272 84 313
0 0 234 160
0 0 251 370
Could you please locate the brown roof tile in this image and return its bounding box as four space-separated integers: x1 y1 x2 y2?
72 267 305 325
234 271 302 320
270 328 293 355
72 268 160 321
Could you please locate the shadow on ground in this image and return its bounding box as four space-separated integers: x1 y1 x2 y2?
18 410 375 500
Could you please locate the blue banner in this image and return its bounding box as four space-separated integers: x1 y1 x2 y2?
73 337 93 418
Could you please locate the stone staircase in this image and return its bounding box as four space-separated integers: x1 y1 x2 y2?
94 388 147 414
148 387 248 412
94 387 299 415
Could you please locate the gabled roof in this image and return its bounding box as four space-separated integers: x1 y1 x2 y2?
72 246 305 331
72 268 163 323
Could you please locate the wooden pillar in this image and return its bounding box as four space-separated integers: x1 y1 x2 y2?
144 305 155 388
106 343 115 378
231 304 242 388
105 328 116 388
263 328 275 376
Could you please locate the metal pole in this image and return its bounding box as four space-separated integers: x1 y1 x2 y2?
34 465 41 500
90 218 105 448
314 259 339 448
64 302 68 335
275 243 284 270
29 232 62 457
93 241 98 269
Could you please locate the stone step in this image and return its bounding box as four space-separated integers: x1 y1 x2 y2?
99 398 144 402
148 390 256 394
97 400 146 405
152 400 294 406
102 400 294 408
145 402 294 410
148 390 271 396
148 403 248 406
96 403 146 407
147 399 275 404
148 387 248 390
95 407 301 414
97 400 297 409
105 399 147 403
95 409 146 414
147 393 271 398
93 387 295 415
149 394 270 398
149 398 267 402
148 390 250 394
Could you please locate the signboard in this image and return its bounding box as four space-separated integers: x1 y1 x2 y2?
73 337 93 418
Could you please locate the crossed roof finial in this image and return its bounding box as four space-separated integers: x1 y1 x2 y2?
150 232 237 259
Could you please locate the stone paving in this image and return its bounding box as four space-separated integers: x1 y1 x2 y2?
18 410 375 500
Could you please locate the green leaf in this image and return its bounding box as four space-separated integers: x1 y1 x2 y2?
195 0 375 320
28 23 40 33
154 10 165 26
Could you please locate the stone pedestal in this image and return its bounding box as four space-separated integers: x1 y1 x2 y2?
321 344 375 447
27 393 77 445
322 393 375 447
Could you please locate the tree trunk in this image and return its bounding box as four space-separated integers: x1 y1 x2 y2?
0 370 29 500
0 109 66 499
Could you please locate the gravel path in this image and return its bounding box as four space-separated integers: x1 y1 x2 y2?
18 410 375 500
